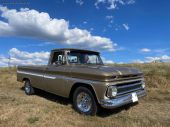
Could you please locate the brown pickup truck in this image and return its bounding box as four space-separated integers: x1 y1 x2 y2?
17 48 146 115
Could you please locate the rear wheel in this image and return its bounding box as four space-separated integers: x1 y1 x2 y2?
73 87 98 115
24 80 35 95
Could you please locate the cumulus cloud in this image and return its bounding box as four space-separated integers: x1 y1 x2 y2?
140 48 151 53
122 23 130 30
106 15 114 23
140 48 170 54
90 28 94 31
83 21 87 24
76 0 84 6
9 48 50 61
146 55 170 62
101 57 114 64
132 59 144 64
0 6 116 51
127 0 135 4
0 48 116 66
95 0 135 10
0 48 50 66
0 56 9 67
106 15 114 20
132 55 170 63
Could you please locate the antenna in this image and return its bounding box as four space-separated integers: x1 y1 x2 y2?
8 54 11 68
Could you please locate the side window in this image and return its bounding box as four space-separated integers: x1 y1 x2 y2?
51 51 64 65
68 55 78 63
88 55 100 64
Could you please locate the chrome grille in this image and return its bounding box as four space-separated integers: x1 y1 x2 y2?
117 74 143 79
116 80 143 96
115 74 143 81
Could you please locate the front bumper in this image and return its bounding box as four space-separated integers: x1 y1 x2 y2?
100 89 146 109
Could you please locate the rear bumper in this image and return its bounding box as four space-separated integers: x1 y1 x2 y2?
100 89 146 109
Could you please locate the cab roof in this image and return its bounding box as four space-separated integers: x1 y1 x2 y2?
51 48 100 54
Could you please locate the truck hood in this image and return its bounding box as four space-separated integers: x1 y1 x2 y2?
70 65 142 81
88 65 141 75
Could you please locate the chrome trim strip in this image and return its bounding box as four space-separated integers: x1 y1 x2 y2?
44 75 56 79
17 71 44 77
111 78 144 85
113 76 143 81
17 71 56 79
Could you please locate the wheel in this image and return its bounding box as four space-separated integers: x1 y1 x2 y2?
24 80 35 95
73 87 98 115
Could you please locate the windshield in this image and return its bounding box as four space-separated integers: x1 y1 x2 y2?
67 51 103 65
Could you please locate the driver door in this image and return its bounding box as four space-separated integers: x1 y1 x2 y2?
43 51 68 96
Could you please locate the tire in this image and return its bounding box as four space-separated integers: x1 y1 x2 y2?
73 87 98 115
24 80 35 95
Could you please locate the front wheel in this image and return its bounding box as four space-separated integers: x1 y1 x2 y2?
24 80 35 95
73 87 98 115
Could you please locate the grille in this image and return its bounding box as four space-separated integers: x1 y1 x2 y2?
115 74 143 81
116 80 143 96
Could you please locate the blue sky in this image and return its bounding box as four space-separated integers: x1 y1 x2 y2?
0 0 170 66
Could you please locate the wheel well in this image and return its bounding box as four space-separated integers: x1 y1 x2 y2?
69 83 98 103
22 78 30 82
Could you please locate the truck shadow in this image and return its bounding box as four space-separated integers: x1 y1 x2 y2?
20 87 70 105
20 87 138 117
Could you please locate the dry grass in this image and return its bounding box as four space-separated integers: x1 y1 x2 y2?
0 63 170 127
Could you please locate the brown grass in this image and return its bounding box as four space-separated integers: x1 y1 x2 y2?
0 63 170 127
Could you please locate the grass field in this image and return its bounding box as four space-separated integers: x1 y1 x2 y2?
0 63 170 127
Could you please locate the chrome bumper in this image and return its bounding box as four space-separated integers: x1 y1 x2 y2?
100 89 146 109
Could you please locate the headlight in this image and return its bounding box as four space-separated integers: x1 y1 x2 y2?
107 86 117 97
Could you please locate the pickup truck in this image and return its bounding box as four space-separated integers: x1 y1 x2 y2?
17 48 146 115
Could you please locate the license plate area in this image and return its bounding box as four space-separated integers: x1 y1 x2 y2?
132 92 138 102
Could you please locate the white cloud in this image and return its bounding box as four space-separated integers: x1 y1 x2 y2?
101 57 114 64
76 0 84 5
0 48 50 66
132 59 144 64
0 6 116 51
83 21 87 24
95 0 135 10
153 48 169 54
140 48 169 53
146 55 170 62
122 23 130 30
140 48 151 53
90 28 94 31
106 15 114 23
127 0 135 4
94 0 105 9
106 15 113 20
0 56 9 67
117 62 124 64
132 55 170 63
161 55 170 60
0 48 116 66
9 48 50 61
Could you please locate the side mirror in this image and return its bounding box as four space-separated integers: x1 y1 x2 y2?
54 60 62 65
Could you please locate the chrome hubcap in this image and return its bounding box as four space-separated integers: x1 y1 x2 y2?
25 83 31 93
76 92 92 112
